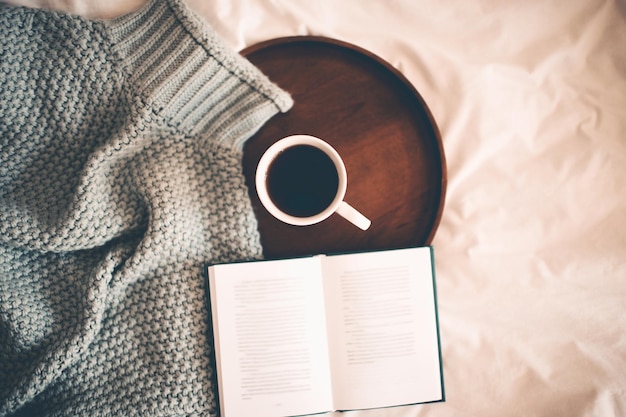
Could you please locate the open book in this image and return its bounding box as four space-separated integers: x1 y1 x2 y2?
206 246 444 417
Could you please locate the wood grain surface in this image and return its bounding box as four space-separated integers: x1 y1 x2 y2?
241 37 446 259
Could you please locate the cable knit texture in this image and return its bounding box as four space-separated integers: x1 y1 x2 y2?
0 1 292 415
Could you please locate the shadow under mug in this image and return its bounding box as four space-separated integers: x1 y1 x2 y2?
255 135 371 231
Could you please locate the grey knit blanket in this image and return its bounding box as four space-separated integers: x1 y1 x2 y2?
0 1 292 415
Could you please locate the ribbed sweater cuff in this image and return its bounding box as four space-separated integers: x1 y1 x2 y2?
105 0 292 149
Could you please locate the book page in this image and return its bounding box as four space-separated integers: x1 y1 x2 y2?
208 257 333 417
321 247 442 411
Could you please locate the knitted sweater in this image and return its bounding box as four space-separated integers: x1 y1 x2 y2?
0 1 292 416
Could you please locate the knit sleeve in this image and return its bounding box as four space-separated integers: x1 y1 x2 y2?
104 0 293 151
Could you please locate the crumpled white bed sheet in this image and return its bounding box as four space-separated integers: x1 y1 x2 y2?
5 0 626 416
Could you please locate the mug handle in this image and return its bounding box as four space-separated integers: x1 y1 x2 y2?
336 201 371 231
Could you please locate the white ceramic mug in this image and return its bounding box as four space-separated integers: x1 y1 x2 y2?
255 135 371 230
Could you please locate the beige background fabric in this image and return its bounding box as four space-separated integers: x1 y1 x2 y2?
4 1 625 416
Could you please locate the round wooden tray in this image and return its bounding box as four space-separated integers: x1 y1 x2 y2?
241 36 446 259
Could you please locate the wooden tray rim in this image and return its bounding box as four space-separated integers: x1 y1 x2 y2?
241 35 447 245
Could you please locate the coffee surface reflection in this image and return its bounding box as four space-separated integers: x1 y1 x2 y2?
267 145 339 218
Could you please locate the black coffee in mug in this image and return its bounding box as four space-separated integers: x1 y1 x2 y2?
266 145 340 218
